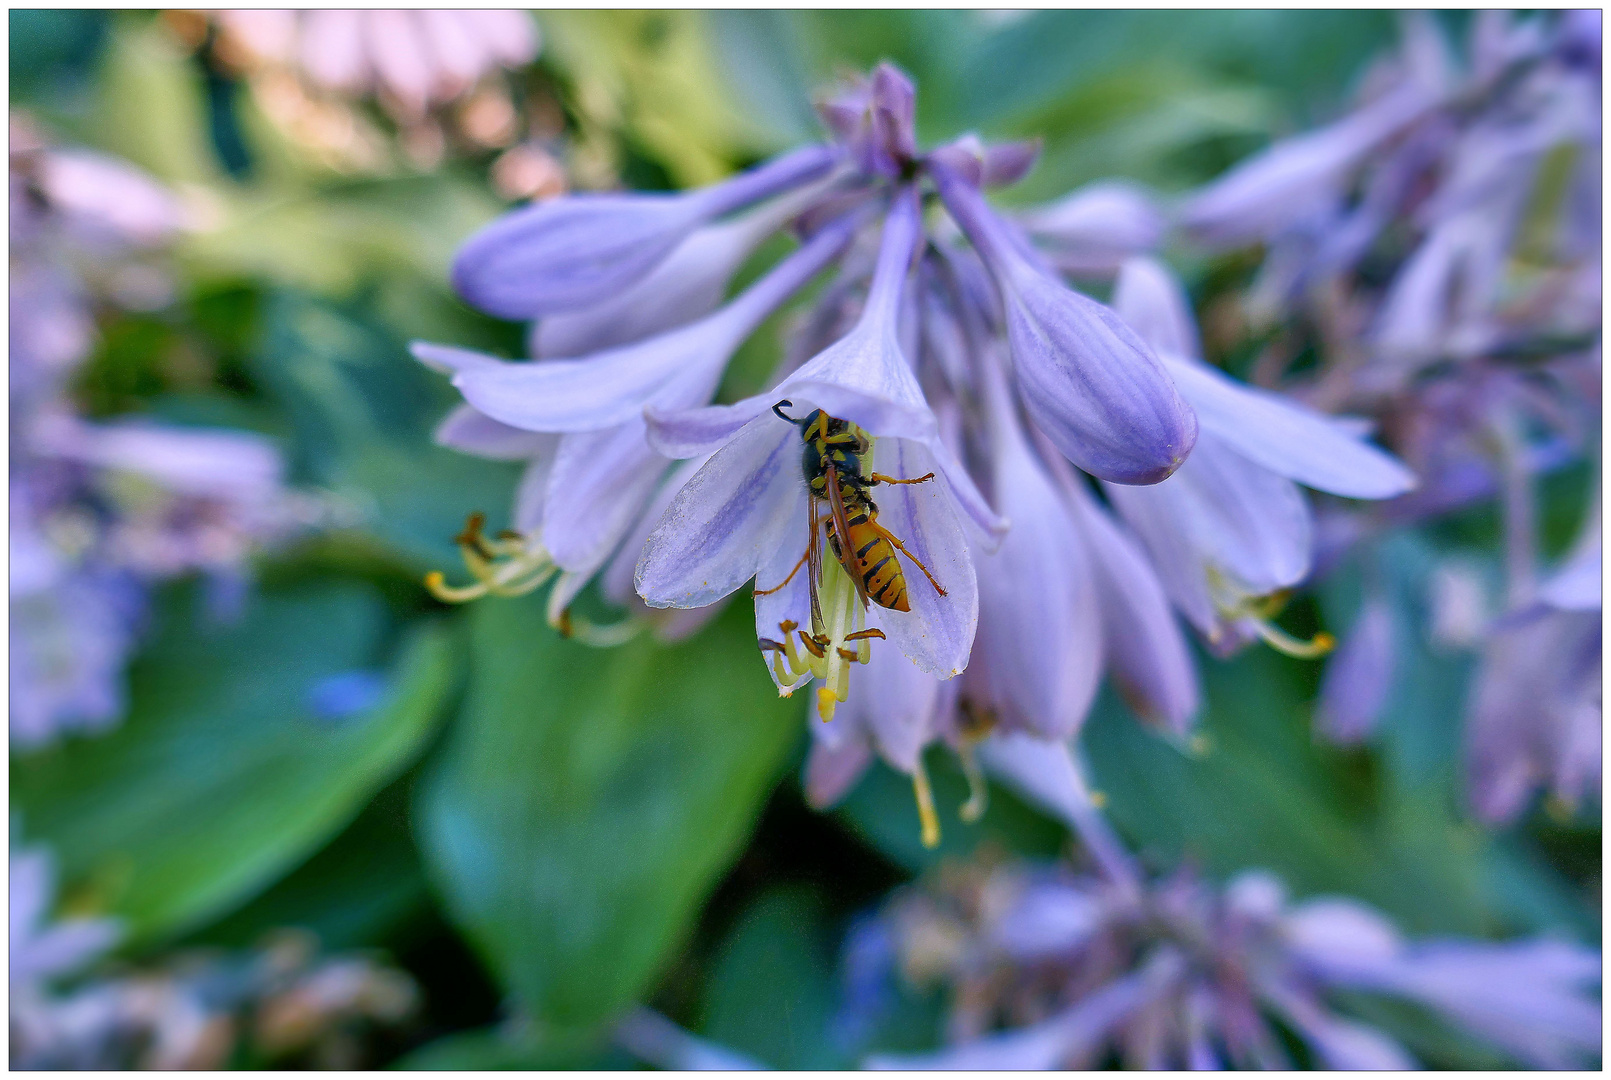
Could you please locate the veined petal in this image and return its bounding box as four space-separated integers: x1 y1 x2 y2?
433 403 553 460
836 647 946 773
532 178 855 357
457 215 859 433
933 165 1197 485
451 144 836 319
600 455 710 607
645 397 774 459
513 453 556 535
867 437 978 678
542 422 668 575
1160 356 1417 499
1064 477 1200 734
636 414 804 609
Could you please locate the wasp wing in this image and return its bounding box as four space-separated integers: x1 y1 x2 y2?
823 461 872 607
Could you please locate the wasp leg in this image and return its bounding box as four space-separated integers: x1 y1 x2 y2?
753 546 810 597
868 520 948 596
843 628 886 642
868 472 936 486
771 399 799 424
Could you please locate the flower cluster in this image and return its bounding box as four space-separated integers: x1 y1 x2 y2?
9 116 322 747
417 62 1417 844
856 850 1601 1070
1182 11 1601 821
11 848 416 1070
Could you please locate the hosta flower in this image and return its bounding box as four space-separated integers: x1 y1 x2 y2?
1100 257 1415 656
637 189 997 716
1465 512 1602 823
863 853 1601 1070
10 847 120 991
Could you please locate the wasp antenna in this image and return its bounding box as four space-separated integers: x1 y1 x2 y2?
771 399 799 424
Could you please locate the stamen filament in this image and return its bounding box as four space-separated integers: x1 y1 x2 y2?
1254 619 1336 659
957 741 989 823
911 758 942 849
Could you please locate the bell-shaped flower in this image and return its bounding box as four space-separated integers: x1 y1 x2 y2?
414 213 861 610
931 161 1198 485
1101 257 1414 653
451 143 837 319
530 175 843 358
816 63 918 179
968 352 1103 741
637 189 1003 720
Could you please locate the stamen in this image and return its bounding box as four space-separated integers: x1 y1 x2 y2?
956 741 988 823
1254 619 1336 659
911 758 941 849
428 514 557 604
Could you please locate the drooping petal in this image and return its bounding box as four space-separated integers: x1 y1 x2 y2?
1063 476 1200 734
866 437 978 678
541 422 667 576
803 735 874 809
933 164 1197 485
830 647 946 773
1159 356 1417 499
451 144 835 319
1111 256 1203 363
645 397 775 459
1018 180 1166 275
456 214 858 432
1181 79 1438 247
432 404 552 461
636 414 805 609
532 179 847 357
972 382 1102 737
1315 595 1397 744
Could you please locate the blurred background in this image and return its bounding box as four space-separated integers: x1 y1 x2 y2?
9 9 1598 1070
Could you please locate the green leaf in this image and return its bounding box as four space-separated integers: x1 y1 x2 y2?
415 594 800 1031
185 775 433 953
700 885 838 1069
252 290 522 571
393 1024 629 1071
12 583 457 945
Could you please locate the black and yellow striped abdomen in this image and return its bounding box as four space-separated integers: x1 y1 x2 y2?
828 497 910 612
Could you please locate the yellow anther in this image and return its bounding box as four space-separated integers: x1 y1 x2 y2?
912 759 941 849
816 685 840 723
1088 790 1108 809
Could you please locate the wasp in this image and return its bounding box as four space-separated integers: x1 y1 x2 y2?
755 399 946 627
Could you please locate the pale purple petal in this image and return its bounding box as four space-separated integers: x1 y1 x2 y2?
512 454 554 535
541 423 667 575
461 9 540 66
451 144 835 319
972 397 1102 737
300 9 369 92
1063 477 1200 734
46 420 283 502
644 397 774 459
38 151 185 248
1316 595 1397 744
1160 356 1417 499
866 438 978 678
1182 80 1438 247
832 647 946 773
636 414 804 609
432 404 553 460
365 10 433 117
934 165 1198 485
804 735 874 809
457 214 855 431
1019 181 1166 274
533 181 849 357
1111 256 1203 363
